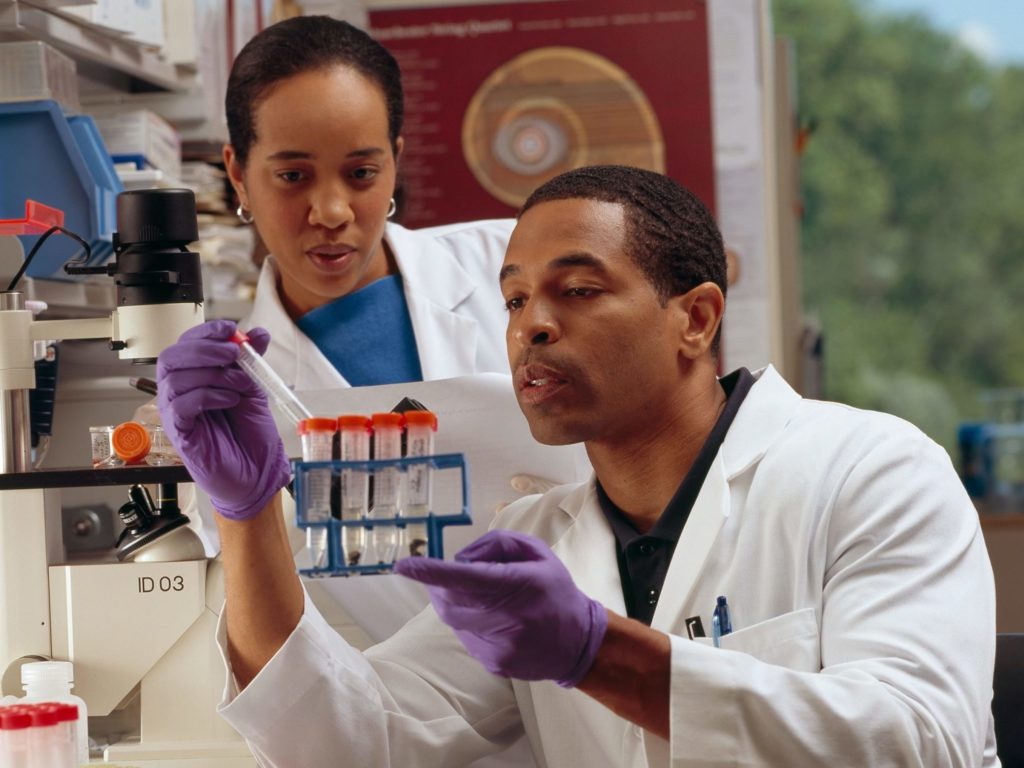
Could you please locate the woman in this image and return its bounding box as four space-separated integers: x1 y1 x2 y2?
199 17 536 768
224 16 512 391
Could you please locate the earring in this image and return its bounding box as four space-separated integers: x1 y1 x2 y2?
236 205 254 224
386 198 397 219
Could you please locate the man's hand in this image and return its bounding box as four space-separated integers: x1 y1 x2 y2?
395 530 608 687
157 319 291 521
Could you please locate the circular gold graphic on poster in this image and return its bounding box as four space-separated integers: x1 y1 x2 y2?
462 46 665 208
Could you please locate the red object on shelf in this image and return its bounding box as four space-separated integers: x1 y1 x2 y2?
0 200 65 236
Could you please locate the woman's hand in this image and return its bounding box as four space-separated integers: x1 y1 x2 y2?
157 319 291 520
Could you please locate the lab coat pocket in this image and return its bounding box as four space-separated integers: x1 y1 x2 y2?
718 607 820 672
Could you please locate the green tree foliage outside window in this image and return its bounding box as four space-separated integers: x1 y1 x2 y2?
774 0 1024 453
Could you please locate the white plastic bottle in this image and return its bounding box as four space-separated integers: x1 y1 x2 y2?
19 661 88 765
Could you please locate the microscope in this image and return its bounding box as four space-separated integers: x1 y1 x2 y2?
0 189 254 765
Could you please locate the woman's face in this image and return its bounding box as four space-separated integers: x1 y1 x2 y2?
225 65 401 319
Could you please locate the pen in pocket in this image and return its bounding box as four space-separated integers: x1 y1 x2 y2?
712 595 732 647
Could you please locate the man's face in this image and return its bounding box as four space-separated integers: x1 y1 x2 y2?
501 198 686 446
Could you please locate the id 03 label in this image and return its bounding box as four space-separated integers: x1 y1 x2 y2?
138 574 186 593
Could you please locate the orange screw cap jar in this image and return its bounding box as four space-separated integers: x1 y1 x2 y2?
111 422 151 464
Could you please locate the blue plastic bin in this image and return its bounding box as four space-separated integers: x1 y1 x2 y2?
0 100 121 277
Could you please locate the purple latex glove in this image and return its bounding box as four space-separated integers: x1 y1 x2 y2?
156 319 291 521
394 530 608 687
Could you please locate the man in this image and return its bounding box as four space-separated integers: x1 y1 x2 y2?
157 166 997 767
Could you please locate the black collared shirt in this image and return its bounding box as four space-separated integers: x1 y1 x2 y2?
596 368 755 625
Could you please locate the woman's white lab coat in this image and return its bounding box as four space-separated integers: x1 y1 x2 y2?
244 219 516 390
216 365 998 768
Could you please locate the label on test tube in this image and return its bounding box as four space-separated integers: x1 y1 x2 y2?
298 418 336 570
338 415 372 567
371 412 404 565
404 410 437 557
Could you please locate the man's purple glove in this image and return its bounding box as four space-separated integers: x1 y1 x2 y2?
156 319 291 521
394 530 608 688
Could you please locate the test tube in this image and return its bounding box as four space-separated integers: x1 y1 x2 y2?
231 331 312 427
27 704 67 768
338 415 372 567
0 706 31 768
403 410 437 557
298 418 337 570
371 412 404 565
49 704 78 768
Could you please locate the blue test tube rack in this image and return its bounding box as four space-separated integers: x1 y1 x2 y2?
291 453 471 576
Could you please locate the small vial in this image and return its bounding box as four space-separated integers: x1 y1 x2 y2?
371 412 404 565
403 410 437 557
48 704 78 768
298 418 337 570
27 704 65 768
145 425 181 466
89 426 123 468
0 706 32 768
338 415 372 567
231 331 312 427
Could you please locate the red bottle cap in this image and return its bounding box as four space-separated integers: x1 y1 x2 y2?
403 410 437 430
29 704 59 727
371 412 404 430
0 707 32 730
297 418 338 435
337 415 372 432
50 702 78 722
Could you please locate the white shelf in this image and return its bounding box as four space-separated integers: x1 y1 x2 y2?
18 0 92 7
23 275 117 318
0 2 193 92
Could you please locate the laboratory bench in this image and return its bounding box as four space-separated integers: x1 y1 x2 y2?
0 464 191 490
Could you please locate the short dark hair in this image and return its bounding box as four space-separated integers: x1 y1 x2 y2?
520 165 727 352
225 16 404 167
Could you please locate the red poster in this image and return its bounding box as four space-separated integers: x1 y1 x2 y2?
369 1 714 228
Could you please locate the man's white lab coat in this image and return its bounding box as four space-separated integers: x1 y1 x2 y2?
220 217 538 768
217 366 998 767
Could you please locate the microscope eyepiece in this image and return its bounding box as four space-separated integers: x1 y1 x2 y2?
114 189 199 250
111 188 204 306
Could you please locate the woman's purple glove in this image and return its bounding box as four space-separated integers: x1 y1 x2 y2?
394 530 608 688
156 319 291 521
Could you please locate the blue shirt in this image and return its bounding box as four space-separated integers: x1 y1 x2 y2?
296 274 423 386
